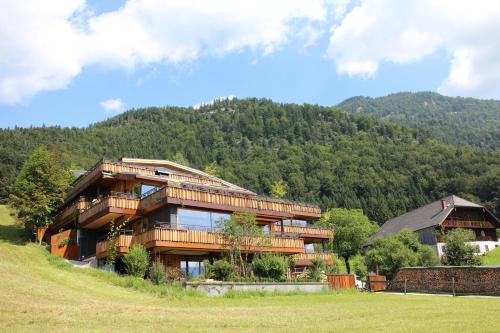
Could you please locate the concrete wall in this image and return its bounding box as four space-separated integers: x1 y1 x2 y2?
184 282 328 296
388 266 500 295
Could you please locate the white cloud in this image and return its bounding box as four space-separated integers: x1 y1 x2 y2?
100 98 124 112
0 0 329 104
327 0 500 98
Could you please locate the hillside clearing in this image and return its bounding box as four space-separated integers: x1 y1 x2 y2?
0 205 499 333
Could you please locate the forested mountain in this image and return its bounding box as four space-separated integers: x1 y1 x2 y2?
1 98 499 224
337 92 500 151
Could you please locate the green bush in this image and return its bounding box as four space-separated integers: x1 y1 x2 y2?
252 254 287 281
441 228 481 266
350 254 368 279
325 254 347 274
309 258 326 282
149 258 166 285
205 259 235 281
123 244 150 278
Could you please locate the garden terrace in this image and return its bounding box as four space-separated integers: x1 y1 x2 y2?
130 227 305 254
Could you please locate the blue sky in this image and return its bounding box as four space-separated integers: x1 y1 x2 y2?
0 1 497 128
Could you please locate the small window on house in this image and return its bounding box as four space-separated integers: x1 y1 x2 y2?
480 230 486 237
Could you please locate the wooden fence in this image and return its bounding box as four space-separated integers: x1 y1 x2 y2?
326 274 355 289
367 275 387 291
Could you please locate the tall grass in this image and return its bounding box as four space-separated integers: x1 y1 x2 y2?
45 252 202 298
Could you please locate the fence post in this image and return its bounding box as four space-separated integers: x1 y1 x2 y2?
452 277 456 297
404 279 407 295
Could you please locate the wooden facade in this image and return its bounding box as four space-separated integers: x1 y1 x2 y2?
50 159 328 269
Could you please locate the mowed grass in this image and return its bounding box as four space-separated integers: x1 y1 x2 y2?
483 246 500 265
1 205 499 333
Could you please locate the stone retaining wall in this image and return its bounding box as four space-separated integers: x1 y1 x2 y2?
388 266 500 295
184 282 328 296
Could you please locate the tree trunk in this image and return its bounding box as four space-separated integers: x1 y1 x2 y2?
344 256 351 274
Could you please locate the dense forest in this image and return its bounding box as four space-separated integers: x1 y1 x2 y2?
1 98 499 224
337 92 500 151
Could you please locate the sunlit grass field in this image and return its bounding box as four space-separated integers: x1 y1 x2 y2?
0 205 499 333
483 246 500 266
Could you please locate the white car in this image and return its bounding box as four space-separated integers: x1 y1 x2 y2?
354 275 365 289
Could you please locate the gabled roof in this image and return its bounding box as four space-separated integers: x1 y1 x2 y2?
365 195 499 246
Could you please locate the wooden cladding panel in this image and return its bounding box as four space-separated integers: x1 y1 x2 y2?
442 219 497 229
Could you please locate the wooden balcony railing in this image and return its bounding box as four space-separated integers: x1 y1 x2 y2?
293 253 333 265
95 235 133 259
272 224 333 238
78 195 140 225
65 161 157 203
132 227 305 254
54 199 92 225
140 185 321 218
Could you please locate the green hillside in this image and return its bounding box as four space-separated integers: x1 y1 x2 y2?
337 92 500 151
1 205 499 333
1 98 499 224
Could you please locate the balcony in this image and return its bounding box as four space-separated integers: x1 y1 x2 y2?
272 224 333 241
78 194 140 228
131 227 305 254
293 253 333 266
95 234 133 259
140 184 321 219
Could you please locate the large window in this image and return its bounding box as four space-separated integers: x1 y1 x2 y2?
177 209 230 231
180 260 205 277
282 219 309 227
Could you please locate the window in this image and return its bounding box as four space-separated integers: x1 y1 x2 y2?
282 219 308 227
141 184 159 196
177 209 230 231
304 243 315 254
180 260 205 277
480 230 486 237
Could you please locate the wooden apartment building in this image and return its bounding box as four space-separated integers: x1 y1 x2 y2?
49 158 332 276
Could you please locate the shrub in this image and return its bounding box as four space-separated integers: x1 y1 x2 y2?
309 258 326 282
325 254 347 274
441 228 481 266
165 267 180 283
123 244 149 278
149 258 166 285
57 236 71 247
252 254 287 281
205 259 235 281
350 254 368 279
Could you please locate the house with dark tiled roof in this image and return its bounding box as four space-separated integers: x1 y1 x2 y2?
365 195 500 256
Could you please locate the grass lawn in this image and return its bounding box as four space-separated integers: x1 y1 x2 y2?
483 246 500 265
1 205 499 333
